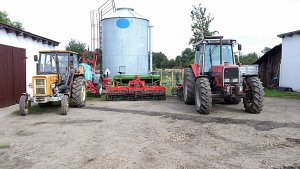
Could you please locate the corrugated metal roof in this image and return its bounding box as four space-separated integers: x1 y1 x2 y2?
102 8 148 21
0 23 59 46
278 30 300 38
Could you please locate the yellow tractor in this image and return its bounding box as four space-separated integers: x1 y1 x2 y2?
19 50 86 115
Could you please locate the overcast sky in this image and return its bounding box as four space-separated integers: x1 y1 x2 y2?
1 0 300 59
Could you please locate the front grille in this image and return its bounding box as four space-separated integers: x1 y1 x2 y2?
224 67 239 85
35 79 46 94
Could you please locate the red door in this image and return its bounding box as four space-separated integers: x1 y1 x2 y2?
0 44 26 108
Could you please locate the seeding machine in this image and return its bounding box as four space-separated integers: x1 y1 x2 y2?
105 74 166 100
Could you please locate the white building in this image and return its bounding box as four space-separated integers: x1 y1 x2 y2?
278 30 300 92
0 23 59 107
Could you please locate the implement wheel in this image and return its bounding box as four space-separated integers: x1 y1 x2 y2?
70 76 86 107
60 95 69 115
243 77 264 114
195 77 212 114
183 67 195 105
19 95 31 116
95 84 103 97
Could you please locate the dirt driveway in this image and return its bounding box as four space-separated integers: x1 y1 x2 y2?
0 97 300 169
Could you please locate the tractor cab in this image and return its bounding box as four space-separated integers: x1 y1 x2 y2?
35 51 79 75
194 36 237 74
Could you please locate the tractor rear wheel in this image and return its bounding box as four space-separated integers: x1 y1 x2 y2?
195 77 212 114
224 97 241 104
243 76 264 114
95 84 103 97
60 95 69 115
19 95 30 116
183 67 195 105
70 76 86 107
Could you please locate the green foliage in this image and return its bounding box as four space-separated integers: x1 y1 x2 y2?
261 47 271 54
153 52 169 69
236 52 259 65
65 39 86 55
0 11 24 30
0 144 10 149
153 48 195 69
189 3 218 46
264 88 300 100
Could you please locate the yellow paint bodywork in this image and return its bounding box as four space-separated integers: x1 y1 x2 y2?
32 75 58 96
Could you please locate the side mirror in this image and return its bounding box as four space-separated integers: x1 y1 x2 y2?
238 44 242 51
34 55 38 61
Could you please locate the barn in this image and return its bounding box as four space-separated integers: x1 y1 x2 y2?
254 44 282 88
278 30 300 92
0 23 59 108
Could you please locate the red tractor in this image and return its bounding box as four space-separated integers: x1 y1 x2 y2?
182 36 264 114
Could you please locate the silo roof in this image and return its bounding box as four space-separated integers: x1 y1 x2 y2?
102 8 148 21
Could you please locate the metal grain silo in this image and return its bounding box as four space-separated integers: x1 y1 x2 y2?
101 8 149 76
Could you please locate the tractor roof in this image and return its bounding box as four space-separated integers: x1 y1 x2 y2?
196 36 236 46
39 50 79 55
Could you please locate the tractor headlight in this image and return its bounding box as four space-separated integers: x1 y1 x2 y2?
28 83 32 88
232 78 239 83
224 79 230 83
51 83 56 89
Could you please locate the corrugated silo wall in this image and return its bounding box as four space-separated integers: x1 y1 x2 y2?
102 17 149 76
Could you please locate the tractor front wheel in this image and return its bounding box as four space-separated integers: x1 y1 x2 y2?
243 76 264 114
183 67 195 105
195 78 212 114
60 95 69 115
70 76 86 107
19 95 31 116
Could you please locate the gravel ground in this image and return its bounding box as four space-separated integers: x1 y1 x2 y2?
0 97 300 169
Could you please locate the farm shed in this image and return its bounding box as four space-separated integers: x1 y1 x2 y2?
0 23 59 108
254 44 281 88
278 30 300 92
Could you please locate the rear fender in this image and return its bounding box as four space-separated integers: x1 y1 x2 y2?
189 64 199 77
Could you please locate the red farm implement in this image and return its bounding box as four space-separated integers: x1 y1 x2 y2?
106 75 166 100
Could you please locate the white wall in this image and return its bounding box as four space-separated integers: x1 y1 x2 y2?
279 34 300 91
0 29 56 94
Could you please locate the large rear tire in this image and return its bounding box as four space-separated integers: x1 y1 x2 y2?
195 78 212 114
183 67 195 105
19 95 30 116
70 76 86 107
243 76 264 114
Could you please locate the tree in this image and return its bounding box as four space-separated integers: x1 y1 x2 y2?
0 11 24 30
261 47 271 54
65 39 86 55
189 3 218 46
152 52 169 69
181 48 195 67
238 52 259 65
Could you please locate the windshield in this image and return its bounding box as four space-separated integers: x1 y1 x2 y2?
203 44 233 72
37 53 69 74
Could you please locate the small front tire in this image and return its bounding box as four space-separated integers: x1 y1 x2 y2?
19 95 30 116
61 95 69 115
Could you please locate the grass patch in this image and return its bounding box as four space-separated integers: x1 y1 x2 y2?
0 144 10 149
264 88 300 100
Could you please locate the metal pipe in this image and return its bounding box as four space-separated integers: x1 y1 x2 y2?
149 25 154 73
